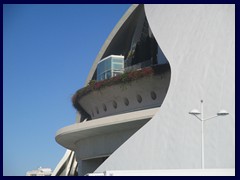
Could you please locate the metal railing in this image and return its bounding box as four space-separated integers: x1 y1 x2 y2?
124 59 152 72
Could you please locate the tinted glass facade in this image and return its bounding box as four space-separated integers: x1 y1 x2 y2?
97 55 124 81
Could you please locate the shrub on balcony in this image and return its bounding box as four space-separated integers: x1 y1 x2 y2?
72 63 170 112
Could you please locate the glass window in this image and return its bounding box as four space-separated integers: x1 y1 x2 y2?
97 62 104 76
112 58 123 63
105 59 111 71
100 74 105 80
113 63 123 70
106 71 111 79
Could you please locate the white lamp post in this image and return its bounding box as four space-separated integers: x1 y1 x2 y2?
189 100 229 169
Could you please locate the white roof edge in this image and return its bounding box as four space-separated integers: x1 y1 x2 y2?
98 55 124 64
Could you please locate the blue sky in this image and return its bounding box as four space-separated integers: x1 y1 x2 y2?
3 4 131 176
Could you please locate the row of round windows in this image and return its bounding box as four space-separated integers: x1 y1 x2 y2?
91 91 157 117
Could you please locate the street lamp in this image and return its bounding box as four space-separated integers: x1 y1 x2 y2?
189 100 229 169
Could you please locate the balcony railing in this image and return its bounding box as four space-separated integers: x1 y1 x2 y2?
124 59 152 72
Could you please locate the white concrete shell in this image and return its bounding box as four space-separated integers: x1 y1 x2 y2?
95 4 235 172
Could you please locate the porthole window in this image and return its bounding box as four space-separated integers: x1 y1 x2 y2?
124 98 129 106
103 104 107 112
136 94 142 103
95 107 99 114
112 101 117 109
151 91 157 100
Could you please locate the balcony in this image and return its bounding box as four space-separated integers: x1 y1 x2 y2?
72 63 171 120
55 107 158 160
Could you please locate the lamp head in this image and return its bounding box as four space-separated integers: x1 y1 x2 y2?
217 110 229 116
189 109 201 115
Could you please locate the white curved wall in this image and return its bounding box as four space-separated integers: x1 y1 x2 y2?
95 4 235 172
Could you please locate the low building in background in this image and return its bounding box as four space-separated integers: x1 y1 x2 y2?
26 167 52 176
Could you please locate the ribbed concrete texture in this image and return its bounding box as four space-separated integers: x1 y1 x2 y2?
95 4 235 172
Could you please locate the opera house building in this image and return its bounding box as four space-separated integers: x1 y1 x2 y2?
52 4 235 176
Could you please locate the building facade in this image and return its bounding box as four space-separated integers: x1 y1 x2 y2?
53 4 235 176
